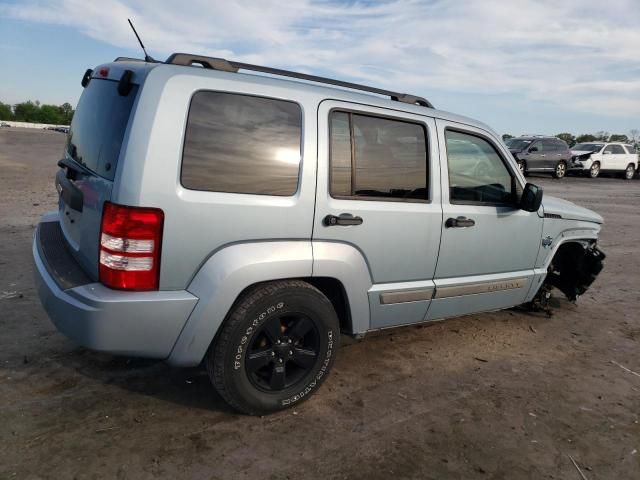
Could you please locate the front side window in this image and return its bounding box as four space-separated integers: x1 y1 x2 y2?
182 91 302 195
530 141 544 152
445 130 515 205
329 111 428 202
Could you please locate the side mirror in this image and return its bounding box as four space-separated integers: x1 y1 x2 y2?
528 146 538 152
520 183 543 212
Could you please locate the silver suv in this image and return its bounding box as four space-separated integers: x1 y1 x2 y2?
33 54 605 414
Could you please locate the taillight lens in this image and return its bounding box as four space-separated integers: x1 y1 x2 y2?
99 202 164 291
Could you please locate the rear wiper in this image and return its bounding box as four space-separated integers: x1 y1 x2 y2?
57 157 93 178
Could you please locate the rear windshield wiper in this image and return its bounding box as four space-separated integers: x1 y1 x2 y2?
57 157 94 178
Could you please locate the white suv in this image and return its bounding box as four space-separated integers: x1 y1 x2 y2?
571 142 638 179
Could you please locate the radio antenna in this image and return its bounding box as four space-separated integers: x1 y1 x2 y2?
127 18 155 62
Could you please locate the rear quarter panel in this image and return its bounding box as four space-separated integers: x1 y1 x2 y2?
113 66 322 290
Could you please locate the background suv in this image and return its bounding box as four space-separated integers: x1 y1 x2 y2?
571 142 638 179
506 136 572 178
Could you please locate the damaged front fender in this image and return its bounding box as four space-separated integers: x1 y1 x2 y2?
546 242 606 301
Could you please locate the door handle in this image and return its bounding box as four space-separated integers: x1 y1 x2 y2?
445 216 475 228
323 213 363 226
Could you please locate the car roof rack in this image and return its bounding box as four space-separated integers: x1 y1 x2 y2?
162 53 434 108
114 56 148 63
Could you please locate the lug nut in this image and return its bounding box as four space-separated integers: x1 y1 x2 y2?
271 351 275 357
278 358 283 363
276 339 281 345
287 339 292 344
289 350 293 355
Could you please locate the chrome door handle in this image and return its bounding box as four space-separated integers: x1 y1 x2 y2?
323 213 363 226
445 216 475 228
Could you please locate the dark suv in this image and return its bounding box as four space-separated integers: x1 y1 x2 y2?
506 136 572 178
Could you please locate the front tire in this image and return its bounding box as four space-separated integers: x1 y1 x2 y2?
553 160 567 179
589 162 600 178
207 280 339 415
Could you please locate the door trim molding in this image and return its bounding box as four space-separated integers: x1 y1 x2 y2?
434 277 528 299
379 287 435 305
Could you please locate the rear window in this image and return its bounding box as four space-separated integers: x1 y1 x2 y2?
181 91 302 196
66 79 138 180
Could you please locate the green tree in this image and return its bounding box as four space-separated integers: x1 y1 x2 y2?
502 134 514 141
576 134 597 143
0 101 13 120
629 129 640 148
59 102 74 124
13 101 41 122
608 134 629 143
594 131 609 141
555 132 576 147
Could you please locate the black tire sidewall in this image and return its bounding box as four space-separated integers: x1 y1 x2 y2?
214 283 338 414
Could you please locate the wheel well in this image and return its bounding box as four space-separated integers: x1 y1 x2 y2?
304 277 353 336
229 277 354 336
545 241 604 301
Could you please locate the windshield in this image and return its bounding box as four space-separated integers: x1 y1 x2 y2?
573 143 604 152
505 138 533 150
65 79 138 180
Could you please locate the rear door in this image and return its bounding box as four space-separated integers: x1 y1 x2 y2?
428 120 543 320
56 74 140 279
526 140 546 170
313 101 442 329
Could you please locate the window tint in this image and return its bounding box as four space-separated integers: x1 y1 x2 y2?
445 130 515 205
66 79 138 180
603 145 614 153
624 145 637 154
542 139 558 151
182 92 302 195
530 141 543 152
554 139 568 150
329 111 428 201
610 144 625 154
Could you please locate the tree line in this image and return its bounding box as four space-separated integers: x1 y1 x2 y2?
0 100 74 125
502 130 640 148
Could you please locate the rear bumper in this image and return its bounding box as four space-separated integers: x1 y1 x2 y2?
33 214 198 359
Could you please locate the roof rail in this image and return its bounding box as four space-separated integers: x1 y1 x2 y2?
114 56 147 63
164 53 434 108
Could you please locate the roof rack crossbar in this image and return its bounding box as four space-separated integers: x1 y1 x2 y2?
165 53 434 108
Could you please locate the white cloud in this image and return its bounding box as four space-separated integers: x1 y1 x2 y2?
2 0 639 116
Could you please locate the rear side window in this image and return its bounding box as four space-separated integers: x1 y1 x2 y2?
624 145 637 154
329 111 428 202
66 79 138 180
445 130 515 205
182 92 302 195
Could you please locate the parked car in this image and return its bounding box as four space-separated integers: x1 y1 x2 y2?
505 136 573 178
0 122 10 128
571 142 638 179
33 54 605 415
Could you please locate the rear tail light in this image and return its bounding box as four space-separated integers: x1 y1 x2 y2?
99 202 164 290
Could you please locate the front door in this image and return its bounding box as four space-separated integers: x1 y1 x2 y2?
427 120 543 320
313 101 442 329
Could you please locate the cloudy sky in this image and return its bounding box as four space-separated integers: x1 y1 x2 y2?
1 0 639 135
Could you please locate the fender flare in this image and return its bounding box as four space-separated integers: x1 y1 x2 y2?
167 241 313 367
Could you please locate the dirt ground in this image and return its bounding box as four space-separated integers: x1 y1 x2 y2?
1 127 639 480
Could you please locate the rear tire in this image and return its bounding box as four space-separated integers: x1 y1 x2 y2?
624 164 635 180
553 160 567 179
207 280 339 415
589 162 600 178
